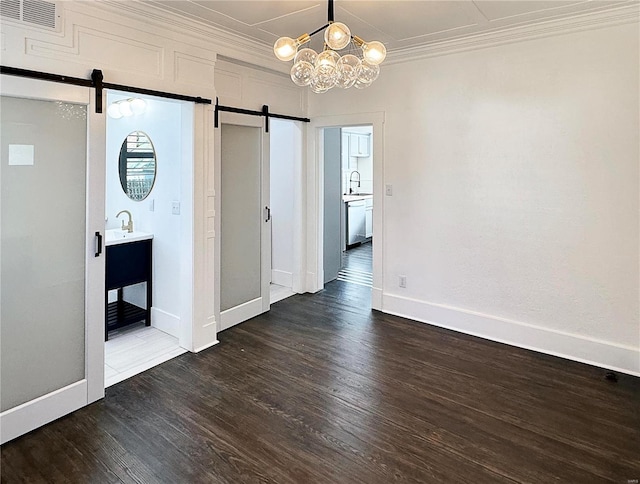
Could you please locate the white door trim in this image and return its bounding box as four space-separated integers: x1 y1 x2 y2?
306 112 385 309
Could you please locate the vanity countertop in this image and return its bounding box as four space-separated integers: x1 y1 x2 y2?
105 229 154 246
343 194 373 203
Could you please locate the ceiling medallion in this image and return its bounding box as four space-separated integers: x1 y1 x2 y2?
273 0 386 93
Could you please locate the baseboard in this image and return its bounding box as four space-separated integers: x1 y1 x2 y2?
1 380 87 444
383 293 640 377
271 269 293 288
151 307 180 338
193 339 220 353
306 271 320 293
372 287 383 311
201 315 218 343
220 297 263 331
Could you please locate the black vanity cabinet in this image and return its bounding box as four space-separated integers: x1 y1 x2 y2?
105 238 152 340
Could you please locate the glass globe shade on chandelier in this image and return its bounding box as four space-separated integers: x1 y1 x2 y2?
273 0 386 93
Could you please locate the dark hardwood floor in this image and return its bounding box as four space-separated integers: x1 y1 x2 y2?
2 281 639 483
338 242 372 287
343 241 373 273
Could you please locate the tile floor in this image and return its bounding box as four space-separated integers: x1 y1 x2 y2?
270 283 295 304
105 324 186 388
105 284 296 388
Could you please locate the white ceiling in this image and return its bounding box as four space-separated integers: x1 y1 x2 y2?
141 0 632 55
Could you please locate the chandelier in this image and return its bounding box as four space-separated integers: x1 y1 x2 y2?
273 0 386 93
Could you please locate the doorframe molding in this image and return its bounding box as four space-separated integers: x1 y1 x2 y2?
306 112 385 309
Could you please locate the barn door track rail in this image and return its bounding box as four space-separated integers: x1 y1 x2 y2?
214 98 310 132
0 66 212 112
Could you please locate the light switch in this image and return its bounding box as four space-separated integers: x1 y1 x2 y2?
171 201 181 215
385 184 393 196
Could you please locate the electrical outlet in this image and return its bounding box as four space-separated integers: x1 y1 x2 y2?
399 275 407 288
171 201 181 215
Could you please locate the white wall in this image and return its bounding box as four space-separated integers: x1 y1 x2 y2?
309 22 640 375
270 119 302 288
106 92 190 337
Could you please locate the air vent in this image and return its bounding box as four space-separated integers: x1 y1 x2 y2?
1 0 58 30
1 0 21 20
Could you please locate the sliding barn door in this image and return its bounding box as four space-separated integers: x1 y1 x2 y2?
0 76 105 443
217 113 271 330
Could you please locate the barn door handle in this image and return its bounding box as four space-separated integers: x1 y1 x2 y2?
95 231 103 257
265 206 271 222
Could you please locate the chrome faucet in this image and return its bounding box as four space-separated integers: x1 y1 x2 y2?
349 171 361 194
116 210 134 233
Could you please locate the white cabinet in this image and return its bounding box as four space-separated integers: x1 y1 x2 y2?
342 132 357 170
365 197 373 238
348 133 370 158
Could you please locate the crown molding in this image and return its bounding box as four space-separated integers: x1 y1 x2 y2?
385 3 640 65
72 1 638 71
81 1 290 75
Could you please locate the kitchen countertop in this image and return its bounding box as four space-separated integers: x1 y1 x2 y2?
343 194 373 202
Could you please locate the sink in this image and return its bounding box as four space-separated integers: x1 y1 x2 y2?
105 229 153 246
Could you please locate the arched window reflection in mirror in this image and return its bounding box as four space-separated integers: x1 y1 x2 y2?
119 131 156 201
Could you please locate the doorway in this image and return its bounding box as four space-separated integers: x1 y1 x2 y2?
308 112 384 310
269 118 303 304
324 125 374 291
103 91 192 387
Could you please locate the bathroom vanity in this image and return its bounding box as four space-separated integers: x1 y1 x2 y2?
105 230 153 340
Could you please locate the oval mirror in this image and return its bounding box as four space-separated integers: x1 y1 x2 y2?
118 131 156 201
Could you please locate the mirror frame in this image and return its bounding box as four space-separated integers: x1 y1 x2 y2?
118 130 157 201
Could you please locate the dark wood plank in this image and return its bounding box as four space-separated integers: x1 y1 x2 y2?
2 280 639 483
342 241 372 273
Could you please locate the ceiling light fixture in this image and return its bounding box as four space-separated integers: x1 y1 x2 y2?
107 98 147 119
273 0 386 93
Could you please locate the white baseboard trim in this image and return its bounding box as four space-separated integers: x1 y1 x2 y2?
1 380 87 444
292 271 304 294
383 293 640 377
187 316 218 353
151 307 180 338
220 297 263 331
271 269 293 288
306 271 320 293
193 339 220 353
201 315 218 342
372 287 383 311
